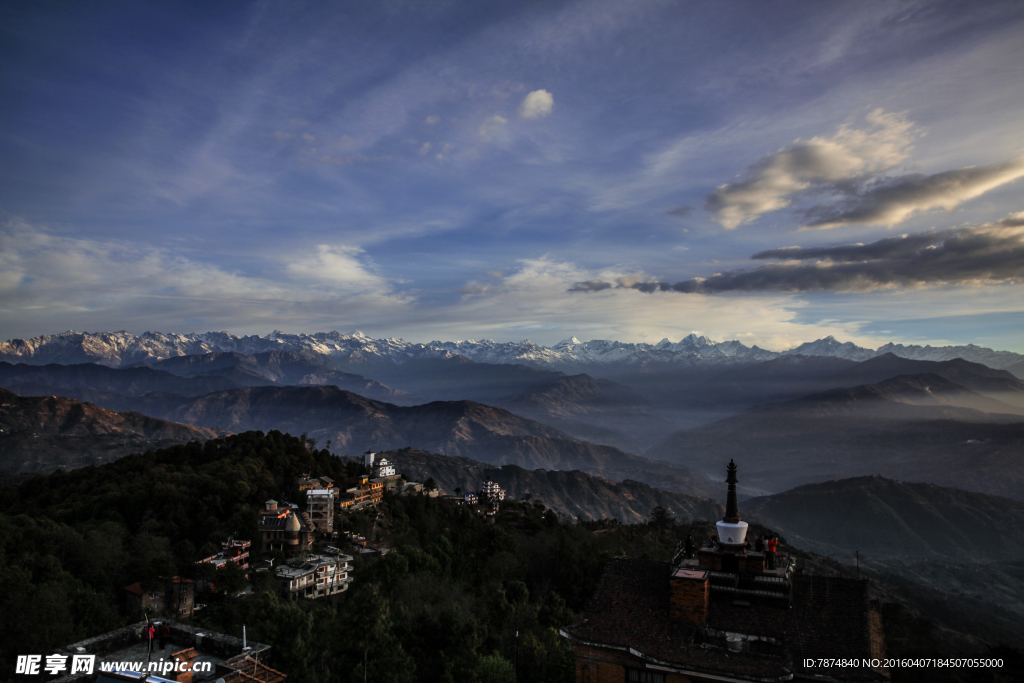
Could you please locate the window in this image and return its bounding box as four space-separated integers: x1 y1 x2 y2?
626 669 665 683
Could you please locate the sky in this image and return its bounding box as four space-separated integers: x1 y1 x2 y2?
2 0 1023 351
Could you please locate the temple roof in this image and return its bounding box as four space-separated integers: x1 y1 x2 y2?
563 557 886 682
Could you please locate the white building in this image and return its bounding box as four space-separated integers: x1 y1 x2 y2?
376 456 396 478
482 479 506 502
276 552 353 600
364 450 376 467
306 488 335 534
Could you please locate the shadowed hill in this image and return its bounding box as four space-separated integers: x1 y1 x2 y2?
646 374 1024 499
0 387 222 474
160 385 707 480
495 373 678 451
0 361 237 398
150 350 416 404
385 447 724 524
746 476 1024 619
828 354 1024 407
746 476 1024 563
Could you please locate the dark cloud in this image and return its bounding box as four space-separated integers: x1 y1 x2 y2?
570 213 1024 294
567 279 612 293
802 157 1024 229
666 206 693 219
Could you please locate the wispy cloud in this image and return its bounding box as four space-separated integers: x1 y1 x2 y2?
706 110 916 229
802 156 1024 229
0 220 410 338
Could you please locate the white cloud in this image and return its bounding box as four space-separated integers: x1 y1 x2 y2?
283 244 395 294
478 115 508 142
424 115 440 126
706 109 916 229
425 257 886 351
0 220 410 340
517 89 554 119
419 142 432 155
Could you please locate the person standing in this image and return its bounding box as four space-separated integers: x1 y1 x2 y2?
766 537 777 569
158 623 171 650
684 534 694 559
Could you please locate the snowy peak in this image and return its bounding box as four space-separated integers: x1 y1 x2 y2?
786 337 875 361
1 330 1022 373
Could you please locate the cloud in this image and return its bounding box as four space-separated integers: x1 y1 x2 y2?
666 206 693 219
706 110 916 228
517 89 554 119
430 257 881 351
802 156 1024 229
419 142 432 155
424 115 440 126
567 280 612 293
571 213 1024 294
0 220 410 339
283 245 396 294
478 115 508 142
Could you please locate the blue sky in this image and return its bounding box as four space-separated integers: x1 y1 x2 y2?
2 0 1023 351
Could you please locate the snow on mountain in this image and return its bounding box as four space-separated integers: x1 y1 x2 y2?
1 330 1022 372
783 335 876 362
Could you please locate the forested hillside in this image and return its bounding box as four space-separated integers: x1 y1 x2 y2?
1 431 1021 683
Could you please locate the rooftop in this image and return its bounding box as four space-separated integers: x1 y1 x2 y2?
55 621 270 683
562 557 887 683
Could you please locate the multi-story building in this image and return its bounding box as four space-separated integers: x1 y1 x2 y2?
481 478 506 502
337 475 384 511
299 474 334 491
198 538 251 570
123 576 195 618
259 500 315 554
306 488 335 534
275 552 354 600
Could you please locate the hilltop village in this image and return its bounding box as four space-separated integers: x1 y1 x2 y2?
2 430 1019 683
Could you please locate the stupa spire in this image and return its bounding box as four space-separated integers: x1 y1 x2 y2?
724 459 740 524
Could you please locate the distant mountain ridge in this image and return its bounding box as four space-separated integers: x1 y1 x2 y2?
3 329 1022 373
83 383 716 499
646 373 1024 500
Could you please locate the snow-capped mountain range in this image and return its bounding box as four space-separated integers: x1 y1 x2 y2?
2 329 1022 373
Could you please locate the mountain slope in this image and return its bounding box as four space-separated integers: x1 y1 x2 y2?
384 447 724 524
494 374 677 451
150 350 415 403
645 375 1024 500
828 354 1024 408
746 476 1024 563
152 384 720 498
0 361 238 398
0 387 221 474
162 385 641 469
745 476 1024 618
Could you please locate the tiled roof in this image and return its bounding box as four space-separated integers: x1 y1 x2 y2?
219 655 287 683
563 558 887 683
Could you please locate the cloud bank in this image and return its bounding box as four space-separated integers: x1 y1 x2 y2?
571 212 1024 294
